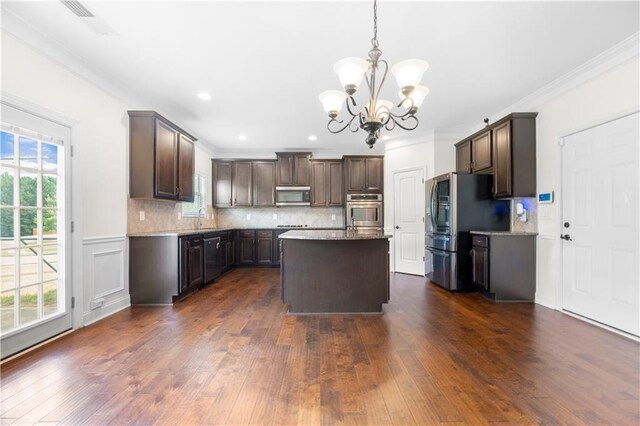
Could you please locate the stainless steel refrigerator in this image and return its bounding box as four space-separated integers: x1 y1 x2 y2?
425 172 510 291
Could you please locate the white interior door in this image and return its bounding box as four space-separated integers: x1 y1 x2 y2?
1 103 73 358
561 112 639 336
393 168 425 275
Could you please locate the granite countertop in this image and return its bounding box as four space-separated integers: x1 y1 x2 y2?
279 230 392 241
470 231 538 236
127 227 345 237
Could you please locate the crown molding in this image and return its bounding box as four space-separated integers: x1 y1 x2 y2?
475 31 640 132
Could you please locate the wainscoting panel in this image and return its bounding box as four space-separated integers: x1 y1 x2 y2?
82 236 130 325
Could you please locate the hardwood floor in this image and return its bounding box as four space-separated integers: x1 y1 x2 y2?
1 268 638 425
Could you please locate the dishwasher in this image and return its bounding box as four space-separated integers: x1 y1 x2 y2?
203 234 222 283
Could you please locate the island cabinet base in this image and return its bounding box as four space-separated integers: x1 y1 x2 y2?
280 238 390 313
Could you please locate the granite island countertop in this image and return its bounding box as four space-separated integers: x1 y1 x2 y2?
279 230 392 240
470 231 538 236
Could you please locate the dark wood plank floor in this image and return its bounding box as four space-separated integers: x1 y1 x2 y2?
1 268 638 425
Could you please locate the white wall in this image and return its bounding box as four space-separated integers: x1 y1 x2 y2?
533 55 639 309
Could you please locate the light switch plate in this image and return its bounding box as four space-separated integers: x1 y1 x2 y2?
331 214 336 221
273 214 277 220
139 211 145 221
246 214 251 221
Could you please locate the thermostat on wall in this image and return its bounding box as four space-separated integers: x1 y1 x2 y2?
538 191 554 204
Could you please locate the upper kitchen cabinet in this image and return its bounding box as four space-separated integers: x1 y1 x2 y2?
232 161 253 207
455 130 492 174
252 161 276 207
344 156 384 193
455 140 472 173
310 160 343 207
128 111 196 201
455 113 537 198
212 160 232 207
276 152 311 186
492 113 537 198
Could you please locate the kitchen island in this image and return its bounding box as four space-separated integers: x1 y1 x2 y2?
279 230 391 313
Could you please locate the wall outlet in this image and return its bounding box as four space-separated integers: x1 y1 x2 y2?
139 211 145 221
178 212 182 220
246 214 251 221
273 214 277 220
331 214 336 221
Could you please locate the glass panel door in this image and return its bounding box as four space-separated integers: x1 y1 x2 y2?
1 102 72 359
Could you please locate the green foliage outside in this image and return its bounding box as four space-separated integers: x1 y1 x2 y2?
1 172 57 239
0 289 57 307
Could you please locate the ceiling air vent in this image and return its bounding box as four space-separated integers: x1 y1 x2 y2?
60 0 95 18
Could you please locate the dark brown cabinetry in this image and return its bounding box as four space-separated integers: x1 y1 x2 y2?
252 161 276 206
179 235 203 294
256 230 273 265
455 131 492 174
471 131 492 173
455 113 537 198
344 156 384 192
470 233 536 301
232 161 253 207
276 152 311 186
129 111 197 202
239 230 256 264
212 161 232 207
310 160 343 207
455 140 472 173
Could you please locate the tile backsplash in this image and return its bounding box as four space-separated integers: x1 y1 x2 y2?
510 197 538 233
127 198 216 234
216 207 345 229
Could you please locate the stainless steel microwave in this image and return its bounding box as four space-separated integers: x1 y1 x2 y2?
275 186 311 206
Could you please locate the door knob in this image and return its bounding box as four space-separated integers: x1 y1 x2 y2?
560 234 572 241
395 226 400 229
564 222 570 228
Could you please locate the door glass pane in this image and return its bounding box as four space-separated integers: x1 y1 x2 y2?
43 280 57 317
42 143 58 173
43 209 57 237
1 208 15 248
19 209 37 246
19 247 39 286
1 169 14 206
19 285 40 326
19 170 38 207
42 175 57 208
42 245 58 282
1 290 16 333
19 137 38 169
1 132 15 166
1 248 16 290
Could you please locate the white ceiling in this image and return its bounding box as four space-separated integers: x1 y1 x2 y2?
2 1 639 155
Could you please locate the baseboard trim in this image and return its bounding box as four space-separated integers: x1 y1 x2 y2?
82 295 131 326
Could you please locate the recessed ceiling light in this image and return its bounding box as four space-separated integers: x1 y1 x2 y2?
238 134 247 141
308 135 318 141
197 92 212 101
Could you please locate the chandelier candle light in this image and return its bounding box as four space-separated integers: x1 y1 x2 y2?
319 0 429 148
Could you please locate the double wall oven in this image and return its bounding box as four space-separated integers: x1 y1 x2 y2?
346 193 383 232
425 172 509 291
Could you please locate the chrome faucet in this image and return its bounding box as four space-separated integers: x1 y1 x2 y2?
196 207 206 230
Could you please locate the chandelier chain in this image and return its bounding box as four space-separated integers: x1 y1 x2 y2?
371 0 378 48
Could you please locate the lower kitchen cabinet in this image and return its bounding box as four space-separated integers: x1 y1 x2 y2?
239 230 256 264
471 233 536 301
256 231 273 265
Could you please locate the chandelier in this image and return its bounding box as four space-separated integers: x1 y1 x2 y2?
319 0 429 149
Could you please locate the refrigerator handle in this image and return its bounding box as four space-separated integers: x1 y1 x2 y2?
429 181 437 231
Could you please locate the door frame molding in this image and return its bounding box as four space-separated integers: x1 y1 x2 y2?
1 91 84 332
556 107 640 335
391 165 427 275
